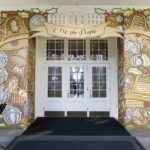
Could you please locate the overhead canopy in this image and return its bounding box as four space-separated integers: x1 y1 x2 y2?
31 22 123 39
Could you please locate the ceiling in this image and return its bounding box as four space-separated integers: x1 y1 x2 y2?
0 0 150 8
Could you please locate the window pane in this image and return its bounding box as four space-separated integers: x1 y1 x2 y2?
78 40 84 49
100 90 106 97
47 40 64 60
48 67 62 98
55 91 62 97
56 40 63 49
69 66 84 98
48 90 55 97
92 67 107 98
49 41 55 49
68 40 86 60
90 40 108 61
92 90 99 97
91 40 98 49
56 50 61 55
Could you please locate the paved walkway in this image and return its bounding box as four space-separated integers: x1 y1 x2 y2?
0 129 149 150
0 129 23 150
128 130 150 150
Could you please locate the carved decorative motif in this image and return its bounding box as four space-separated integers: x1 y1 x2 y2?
29 15 46 29
3 105 22 125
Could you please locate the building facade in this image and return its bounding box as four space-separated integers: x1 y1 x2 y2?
0 6 150 129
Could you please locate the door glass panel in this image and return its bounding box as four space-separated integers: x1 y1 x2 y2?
70 66 84 98
92 67 107 98
90 40 108 60
47 40 64 60
48 67 62 97
68 40 86 60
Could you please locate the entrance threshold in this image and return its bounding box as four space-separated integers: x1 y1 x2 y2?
45 111 110 117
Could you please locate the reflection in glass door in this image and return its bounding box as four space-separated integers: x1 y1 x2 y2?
70 66 84 98
66 64 88 111
92 67 107 98
48 67 62 98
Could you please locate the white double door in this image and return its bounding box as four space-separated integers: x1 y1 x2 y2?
45 63 110 116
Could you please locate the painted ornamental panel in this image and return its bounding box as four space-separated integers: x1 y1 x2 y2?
0 7 149 129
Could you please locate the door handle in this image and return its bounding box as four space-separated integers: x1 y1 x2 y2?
90 90 92 98
67 91 70 98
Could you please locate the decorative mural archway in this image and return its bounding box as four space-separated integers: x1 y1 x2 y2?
0 8 150 129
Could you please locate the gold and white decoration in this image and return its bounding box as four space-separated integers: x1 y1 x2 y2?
31 22 123 39
0 51 8 68
3 105 22 125
0 10 34 128
0 91 10 104
0 7 150 129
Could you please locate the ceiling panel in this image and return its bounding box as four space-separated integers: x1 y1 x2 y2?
0 0 150 7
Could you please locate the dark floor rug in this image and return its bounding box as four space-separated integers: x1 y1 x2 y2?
23 117 131 136
6 117 146 150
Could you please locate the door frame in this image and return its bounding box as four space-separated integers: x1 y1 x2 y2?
35 37 118 118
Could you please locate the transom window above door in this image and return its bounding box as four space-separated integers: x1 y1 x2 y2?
90 40 108 61
68 40 86 60
46 39 108 61
47 40 64 60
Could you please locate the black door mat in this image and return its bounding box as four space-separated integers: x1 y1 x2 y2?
6 135 146 150
23 117 131 136
5 117 146 150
